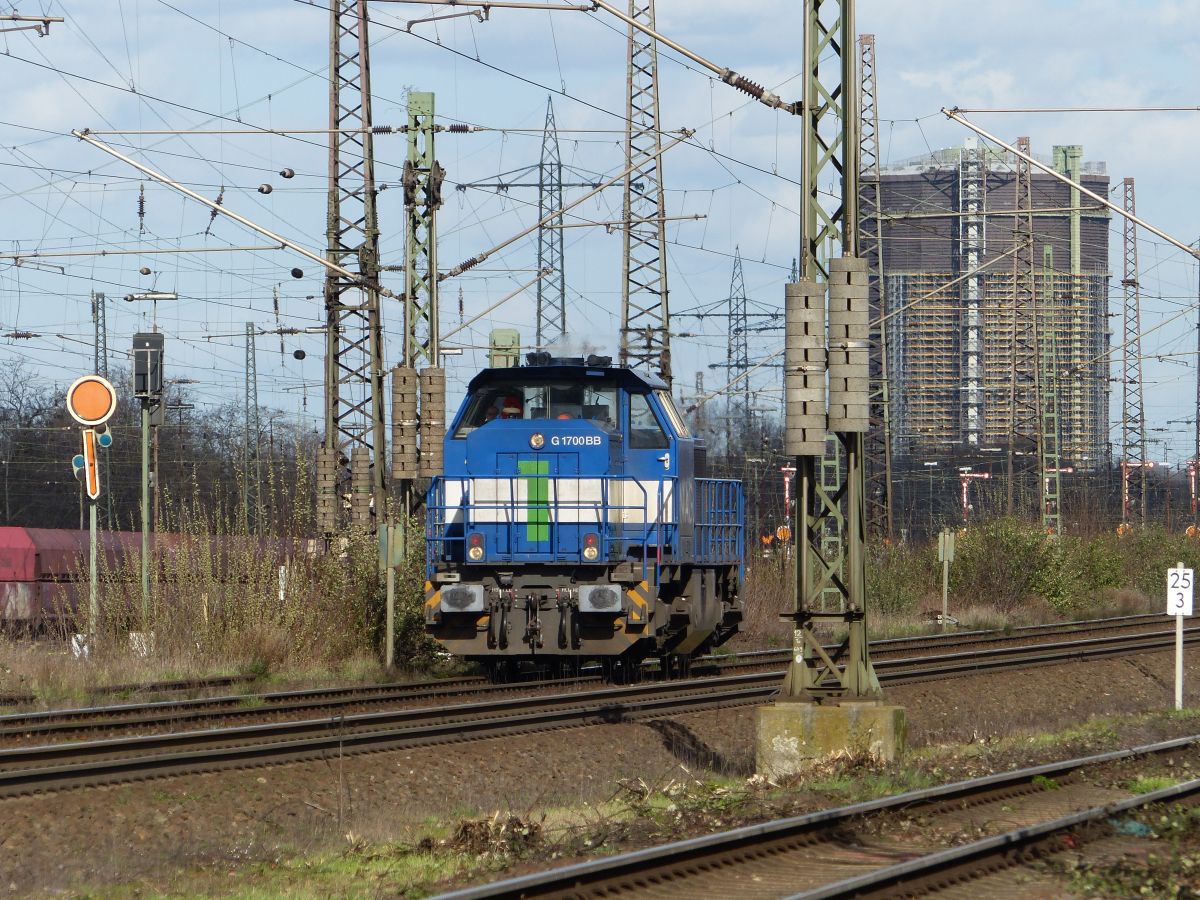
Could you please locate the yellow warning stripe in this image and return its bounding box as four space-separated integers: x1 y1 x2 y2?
625 579 652 623
424 581 441 613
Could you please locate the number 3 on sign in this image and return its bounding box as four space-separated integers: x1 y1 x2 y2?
1168 566 1194 616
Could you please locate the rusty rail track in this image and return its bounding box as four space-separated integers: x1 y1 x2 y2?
0 625 1194 798
0 614 1173 745
434 734 1200 899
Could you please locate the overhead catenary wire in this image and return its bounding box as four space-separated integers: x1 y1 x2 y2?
943 108 1200 262
72 129 397 297
950 105 1200 114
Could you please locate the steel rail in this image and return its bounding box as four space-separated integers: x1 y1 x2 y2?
0 673 258 707
0 675 527 739
0 615 1167 742
711 612 1168 668
0 678 771 796
0 629 1195 797
434 733 1200 899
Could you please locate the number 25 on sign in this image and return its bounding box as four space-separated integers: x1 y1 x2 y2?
1168 565 1194 616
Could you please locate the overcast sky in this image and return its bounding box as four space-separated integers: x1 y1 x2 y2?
0 1 1197 461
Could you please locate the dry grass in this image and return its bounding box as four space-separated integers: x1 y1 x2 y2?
6 459 440 703
733 519 1171 651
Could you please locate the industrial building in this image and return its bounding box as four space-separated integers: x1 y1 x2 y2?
879 140 1110 472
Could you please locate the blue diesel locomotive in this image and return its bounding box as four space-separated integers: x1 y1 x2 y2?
424 352 744 679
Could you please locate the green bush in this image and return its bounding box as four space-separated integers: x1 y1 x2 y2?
866 519 1198 620
949 518 1066 613
866 541 934 616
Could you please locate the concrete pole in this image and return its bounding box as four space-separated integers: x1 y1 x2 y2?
89 500 98 638
385 523 395 670
141 403 150 626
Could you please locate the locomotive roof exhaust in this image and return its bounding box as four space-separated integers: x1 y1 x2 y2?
524 351 613 368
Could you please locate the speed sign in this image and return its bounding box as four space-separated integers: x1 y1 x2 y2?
1167 566 1194 616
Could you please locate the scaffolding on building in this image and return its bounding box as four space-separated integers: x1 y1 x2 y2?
878 143 1110 501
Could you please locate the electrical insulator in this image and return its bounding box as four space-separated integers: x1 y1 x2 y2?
429 162 446 209
402 161 417 206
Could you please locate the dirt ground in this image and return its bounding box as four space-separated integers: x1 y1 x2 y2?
5 648 1200 896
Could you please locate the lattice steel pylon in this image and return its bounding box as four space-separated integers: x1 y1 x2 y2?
781 0 881 702
799 4 854 281
319 0 387 535
1121 176 1147 526
244 322 261 530
1195 239 1200 524
1040 248 1063 535
619 0 671 386
91 291 108 379
1006 136 1040 516
537 96 566 348
726 246 751 434
959 137 986 450
403 91 442 370
857 33 892 540
91 291 113 526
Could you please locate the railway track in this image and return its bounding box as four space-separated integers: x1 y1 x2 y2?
712 611 1170 672
0 672 259 707
436 733 1200 899
0 613 1172 745
0 625 1194 798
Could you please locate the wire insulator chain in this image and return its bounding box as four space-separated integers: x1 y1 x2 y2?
719 69 799 114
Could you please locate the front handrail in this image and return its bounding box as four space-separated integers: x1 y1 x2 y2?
426 475 742 576
426 475 668 578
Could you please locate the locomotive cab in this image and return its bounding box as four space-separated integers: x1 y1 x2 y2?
424 353 743 677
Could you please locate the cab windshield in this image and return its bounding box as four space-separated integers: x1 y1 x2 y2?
454 380 618 437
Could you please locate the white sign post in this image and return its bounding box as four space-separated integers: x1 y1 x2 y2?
1168 562 1194 710
937 528 956 627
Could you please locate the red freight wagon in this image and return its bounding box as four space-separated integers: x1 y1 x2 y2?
0 527 321 627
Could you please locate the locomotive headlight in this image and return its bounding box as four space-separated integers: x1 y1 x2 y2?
467 532 485 561
529 432 545 450
582 532 599 561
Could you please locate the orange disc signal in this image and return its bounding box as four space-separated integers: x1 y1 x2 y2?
775 525 792 543
66 375 117 426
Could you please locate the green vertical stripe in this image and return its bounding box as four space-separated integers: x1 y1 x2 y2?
518 459 550 542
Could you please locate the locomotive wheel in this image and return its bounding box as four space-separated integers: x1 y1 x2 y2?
659 654 691 679
548 658 579 680
483 660 512 684
602 658 643 685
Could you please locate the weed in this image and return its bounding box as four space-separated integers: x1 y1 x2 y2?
451 812 545 857
1126 775 1178 794
1052 804 1200 897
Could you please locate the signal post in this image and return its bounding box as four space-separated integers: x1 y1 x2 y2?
66 375 117 646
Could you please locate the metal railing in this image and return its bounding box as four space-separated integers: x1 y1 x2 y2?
694 478 743 565
426 475 743 577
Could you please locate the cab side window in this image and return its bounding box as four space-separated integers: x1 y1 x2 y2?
628 393 669 449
